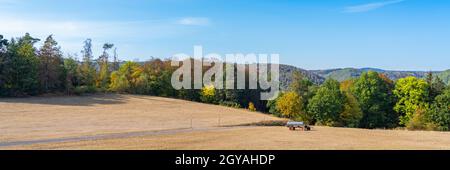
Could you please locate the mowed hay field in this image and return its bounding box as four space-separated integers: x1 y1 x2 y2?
8 126 450 150
1 94 450 150
0 94 280 143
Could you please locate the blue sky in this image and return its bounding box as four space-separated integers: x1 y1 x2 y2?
1 0 449 71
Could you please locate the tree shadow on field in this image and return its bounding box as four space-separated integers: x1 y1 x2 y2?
0 94 127 106
128 95 178 104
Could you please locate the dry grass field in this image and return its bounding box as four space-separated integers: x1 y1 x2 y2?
7 126 450 150
0 94 279 142
1 94 450 150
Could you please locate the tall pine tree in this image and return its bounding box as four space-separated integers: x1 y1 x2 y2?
38 35 65 92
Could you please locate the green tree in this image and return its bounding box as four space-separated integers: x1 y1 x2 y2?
79 39 96 87
0 35 8 95
266 92 283 116
276 91 303 119
38 35 65 92
63 56 80 94
0 35 7 49
289 71 313 97
307 79 345 126
339 79 363 127
427 87 450 130
351 71 397 128
289 70 316 107
426 72 446 101
141 58 178 97
159 69 178 97
1 33 40 96
339 93 363 127
133 72 153 94
394 76 430 126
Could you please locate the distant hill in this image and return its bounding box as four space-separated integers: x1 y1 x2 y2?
279 65 325 90
310 68 363 82
278 66 449 90
310 68 434 82
131 61 448 89
436 70 450 85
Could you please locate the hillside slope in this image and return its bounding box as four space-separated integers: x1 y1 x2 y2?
279 64 325 90
437 70 450 85
310 68 440 82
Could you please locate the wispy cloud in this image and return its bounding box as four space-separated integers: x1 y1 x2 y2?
177 17 210 26
0 18 172 40
343 0 405 13
0 0 22 9
0 15 203 55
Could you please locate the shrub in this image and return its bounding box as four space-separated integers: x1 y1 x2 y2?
219 101 241 108
200 85 216 103
248 102 256 112
73 85 97 95
245 120 289 126
405 107 444 131
406 108 429 130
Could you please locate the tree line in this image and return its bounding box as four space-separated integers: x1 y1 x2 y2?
0 33 267 110
0 33 119 96
1 33 449 131
269 70 450 131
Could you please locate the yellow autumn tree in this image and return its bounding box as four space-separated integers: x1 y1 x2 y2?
109 61 141 93
200 85 216 103
248 102 256 111
276 91 303 118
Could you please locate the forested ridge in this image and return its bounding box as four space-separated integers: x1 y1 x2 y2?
1 33 449 131
310 67 450 84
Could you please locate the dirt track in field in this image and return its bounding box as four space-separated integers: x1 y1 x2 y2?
4 126 450 150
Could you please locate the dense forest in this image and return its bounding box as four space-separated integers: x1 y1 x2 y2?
1 33 449 131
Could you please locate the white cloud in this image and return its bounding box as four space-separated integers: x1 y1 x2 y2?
343 0 405 13
0 16 197 56
177 17 210 26
0 4 211 58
